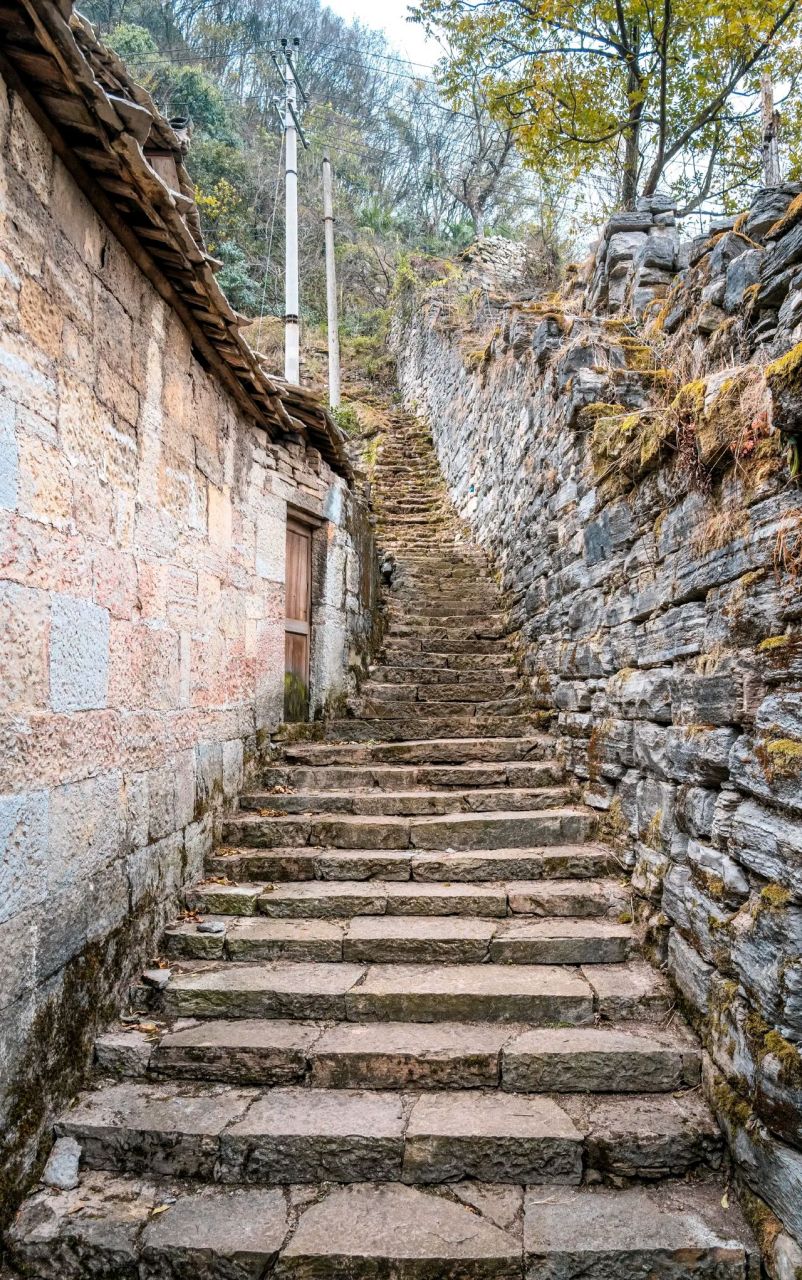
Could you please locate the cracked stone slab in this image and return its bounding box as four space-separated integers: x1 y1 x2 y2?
275 1182 523 1278
410 846 616 883
583 962 673 1021
501 1025 701 1093
6 1171 291 1279
507 880 628 919
162 962 366 1020
186 884 262 916
95 1028 155 1076
383 881 508 917
141 1184 290 1274
257 882 388 918
407 810 591 851
561 1091 722 1180
310 1020 512 1089
226 918 346 962
221 1087 407 1183
56 1081 255 1180
345 963 594 1024
153 1019 324 1084
403 1091 582 1184
490 918 633 965
344 915 497 964
523 1181 758 1278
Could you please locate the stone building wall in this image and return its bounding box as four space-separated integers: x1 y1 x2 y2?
0 72 375 1218
393 195 802 1263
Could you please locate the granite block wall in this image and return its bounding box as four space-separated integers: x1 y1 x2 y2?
393 194 802 1268
0 71 375 1218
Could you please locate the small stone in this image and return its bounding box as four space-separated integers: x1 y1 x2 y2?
41 1136 81 1190
198 921 226 935
142 968 171 990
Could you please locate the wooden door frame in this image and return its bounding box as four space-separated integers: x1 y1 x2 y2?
284 507 324 722
285 516 313 689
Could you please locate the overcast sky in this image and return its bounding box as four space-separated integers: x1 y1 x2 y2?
325 0 443 68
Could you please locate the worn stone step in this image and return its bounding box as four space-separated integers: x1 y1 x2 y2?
523 1181 758 1278
383 614 509 629
385 601 503 617
57 1082 588 1184
239 786 572 818
164 914 635 966
144 1018 700 1093
381 637 510 655
281 736 553 766
356 697 529 721
369 666 517 684
220 808 595 851
407 846 620 883
203 844 618 884
378 653 513 670
188 880 509 920
359 682 521 703
186 877 624 920
318 715 539 741
160 960 610 1023
56 1080 720 1186
261 760 564 793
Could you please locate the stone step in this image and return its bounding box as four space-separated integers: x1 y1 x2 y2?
141 1018 701 1092
204 844 619 884
220 807 595 851
319 715 538 741
159 960 672 1024
377 653 513 670
54 1081 721 1186
186 877 627 920
164 915 636 965
281 736 554 766
358 682 521 703
355 697 530 721
368 666 517 684
381 624 507 642
261 760 564 793
239 786 572 818
381 637 510 654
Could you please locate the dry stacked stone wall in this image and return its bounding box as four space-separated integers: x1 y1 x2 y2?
0 73 376 1218
393 192 802 1263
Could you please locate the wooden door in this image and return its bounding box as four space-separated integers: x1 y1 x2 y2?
284 519 312 721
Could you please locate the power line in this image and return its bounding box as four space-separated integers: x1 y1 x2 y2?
104 35 437 73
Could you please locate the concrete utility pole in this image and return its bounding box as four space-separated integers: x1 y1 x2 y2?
761 74 781 188
283 38 300 383
322 153 341 408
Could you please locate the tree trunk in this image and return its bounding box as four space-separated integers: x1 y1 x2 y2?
620 39 643 208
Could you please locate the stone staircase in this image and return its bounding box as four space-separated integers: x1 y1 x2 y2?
6 412 760 1276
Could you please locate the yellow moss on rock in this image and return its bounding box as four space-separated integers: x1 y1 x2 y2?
756 737 802 780
619 336 657 371
672 378 707 419
757 634 791 652
765 340 802 393
758 882 791 911
766 192 802 241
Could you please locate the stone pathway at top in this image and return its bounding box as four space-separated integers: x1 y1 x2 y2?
7 411 760 1277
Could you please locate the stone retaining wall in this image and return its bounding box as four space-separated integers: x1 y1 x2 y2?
0 73 376 1220
393 194 802 1267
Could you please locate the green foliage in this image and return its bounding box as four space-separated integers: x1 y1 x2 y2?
84 0 558 336
412 0 802 212
331 403 362 436
215 242 262 314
